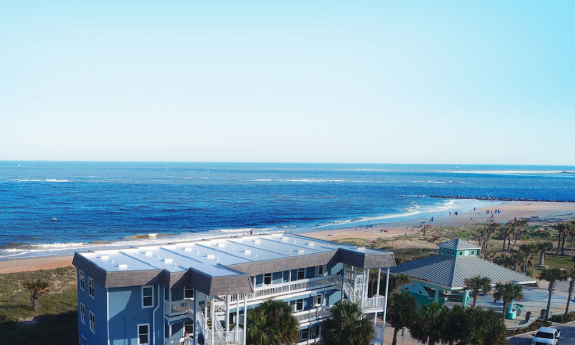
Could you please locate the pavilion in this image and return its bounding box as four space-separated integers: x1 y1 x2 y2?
390 239 535 319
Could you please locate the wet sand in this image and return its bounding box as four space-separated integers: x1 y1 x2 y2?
0 201 574 274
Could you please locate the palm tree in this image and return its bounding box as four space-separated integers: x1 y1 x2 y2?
409 303 444 345
510 219 529 250
563 222 575 256
322 300 374 345
386 292 418 345
537 241 554 266
564 268 575 318
540 268 568 322
394 274 412 291
246 299 298 345
438 304 464 345
463 276 492 307
555 223 568 256
519 243 538 272
493 282 524 320
482 222 500 253
510 250 524 272
22 279 50 311
499 225 513 251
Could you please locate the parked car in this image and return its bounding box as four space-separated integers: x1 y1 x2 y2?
532 327 561 345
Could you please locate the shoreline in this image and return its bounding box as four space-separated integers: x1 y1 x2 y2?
1 201 574 274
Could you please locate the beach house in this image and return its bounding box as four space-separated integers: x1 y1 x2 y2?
73 233 395 345
390 239 535 318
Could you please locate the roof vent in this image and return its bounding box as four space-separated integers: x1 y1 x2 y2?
358 247 365 251
184 248 192 252
165 258 173 264
207 254 215 260
118 264 128 271
254 239 261 244
308 242 315 247
218 243 225 248
282 237 289 242
145 251 153 257
245 250 252 256
101 255 109 261
298 249 305 255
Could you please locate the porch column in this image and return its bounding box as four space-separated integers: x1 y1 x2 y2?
434 289 439 304
194 292 200 345
236 294 240 330
382 267 390 343
225 295 230 332
243 294 248 345
210 296 215 345
376 268 381 296
341 265 346 300
462 290 469 307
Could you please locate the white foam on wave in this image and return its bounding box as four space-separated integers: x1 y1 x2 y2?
12 179 42 182
409 180 446 184
45 179 70 182
449 170 569 175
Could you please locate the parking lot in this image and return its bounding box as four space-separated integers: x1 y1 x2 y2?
507 322 575 344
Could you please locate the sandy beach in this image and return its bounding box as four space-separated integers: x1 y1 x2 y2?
0 201 574 274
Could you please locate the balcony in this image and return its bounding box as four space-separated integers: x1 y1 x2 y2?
164 299 194 318
293 306 331 325
362 295 385 311
229 275 342 304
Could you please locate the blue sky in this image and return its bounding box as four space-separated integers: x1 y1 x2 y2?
1 1 574 164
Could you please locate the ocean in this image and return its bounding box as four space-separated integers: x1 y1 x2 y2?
1 161 574 259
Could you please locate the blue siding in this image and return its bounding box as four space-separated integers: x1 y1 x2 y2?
77 269 108 345
291 269 298 281
172 288 183 301
305 267 315 279
283 270 290 282
108 285 161 345
328 262 343 275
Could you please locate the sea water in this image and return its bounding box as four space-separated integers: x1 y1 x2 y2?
1 161 574 258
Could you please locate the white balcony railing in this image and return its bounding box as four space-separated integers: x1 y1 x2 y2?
292 306 331 324
229 275 342 304
164 299 194 317
362 295 385 310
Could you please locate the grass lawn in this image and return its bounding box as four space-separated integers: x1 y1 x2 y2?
0 266 78 345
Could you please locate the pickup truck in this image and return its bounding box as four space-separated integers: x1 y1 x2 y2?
532 327 561 345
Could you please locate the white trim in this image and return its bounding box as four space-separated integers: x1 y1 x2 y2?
80 303 86 324
81 335 87 345
89 311 96 334
316 265 327 277
184 287 194 300
142 286 154 309
80 270 85 291
88 277 95 299
137 323 151 345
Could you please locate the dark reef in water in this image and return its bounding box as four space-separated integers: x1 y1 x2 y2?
429 195 575 203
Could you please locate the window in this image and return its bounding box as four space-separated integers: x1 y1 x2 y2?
264 273 272 285
316 265 326 277
138 324 150 345
311 325 320 339
80 271 85 291
81 336 86 345
89 312 95 333
314 294 324 307
184 321 194 335
184 288 194 299
294 299 304 312
80 303 85 324
458 251 462 256
297 268 305 280
470 250 475 256
300 328 309 341
142 286 153 308
440 249 444 254
451 250 454 256
88 277 94 298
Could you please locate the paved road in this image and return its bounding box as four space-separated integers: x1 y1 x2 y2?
507 322 575 344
